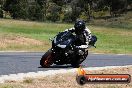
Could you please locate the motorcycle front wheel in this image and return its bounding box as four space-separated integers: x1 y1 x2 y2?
71 50 88 68
40 49 54 67
71 61 80 68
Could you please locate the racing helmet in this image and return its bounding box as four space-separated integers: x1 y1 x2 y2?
74 20 86 33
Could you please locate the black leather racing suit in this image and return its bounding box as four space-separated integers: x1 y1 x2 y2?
65 27 92 49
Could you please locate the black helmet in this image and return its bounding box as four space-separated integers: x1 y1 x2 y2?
74 20 86 33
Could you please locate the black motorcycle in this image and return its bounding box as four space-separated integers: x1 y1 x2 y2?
40 31 95 68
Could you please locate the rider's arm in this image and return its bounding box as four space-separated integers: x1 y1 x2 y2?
76 45 89 49
85 27 92 44
76 27 92 49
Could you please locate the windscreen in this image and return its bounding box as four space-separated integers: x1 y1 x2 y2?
55 32 75 46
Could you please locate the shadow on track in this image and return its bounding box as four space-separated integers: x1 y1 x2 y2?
38 65 72 68
38 64 86 68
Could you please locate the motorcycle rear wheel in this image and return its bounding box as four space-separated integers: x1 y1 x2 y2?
40 49 53 67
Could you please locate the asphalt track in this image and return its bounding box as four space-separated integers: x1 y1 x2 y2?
0 52 132 75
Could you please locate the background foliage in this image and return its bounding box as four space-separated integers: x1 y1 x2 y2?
0 0 131 22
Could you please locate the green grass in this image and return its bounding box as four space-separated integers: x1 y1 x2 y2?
91 26 132 54
0 19 72 41
0 18 132 54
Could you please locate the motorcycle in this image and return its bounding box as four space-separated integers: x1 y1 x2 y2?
40 31 96 68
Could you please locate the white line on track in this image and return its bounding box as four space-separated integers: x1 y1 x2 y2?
0 65 131 83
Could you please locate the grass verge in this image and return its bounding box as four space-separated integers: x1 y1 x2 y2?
0 66 132 88
0 15 132 54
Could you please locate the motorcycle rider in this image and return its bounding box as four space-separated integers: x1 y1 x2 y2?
64 20 97 67
40 20 97 68
65 20 97 49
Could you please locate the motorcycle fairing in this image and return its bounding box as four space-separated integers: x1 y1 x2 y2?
53 31 75 49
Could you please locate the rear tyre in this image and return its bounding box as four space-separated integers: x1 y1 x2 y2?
40 49 54 68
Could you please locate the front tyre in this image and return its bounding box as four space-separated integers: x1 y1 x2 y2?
71 50 88 68
71 61 80 68
40 49 54 67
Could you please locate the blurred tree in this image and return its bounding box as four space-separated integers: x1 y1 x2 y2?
63 11 72 22
0 0 4 18
0 7 3 18
1 0 130 22
109 0 128 17
90 0 128 17
3 0 28 19
52 0 65 6
46 2 61 22
28 3 42 21
36 0 47 21
70 0 80 21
